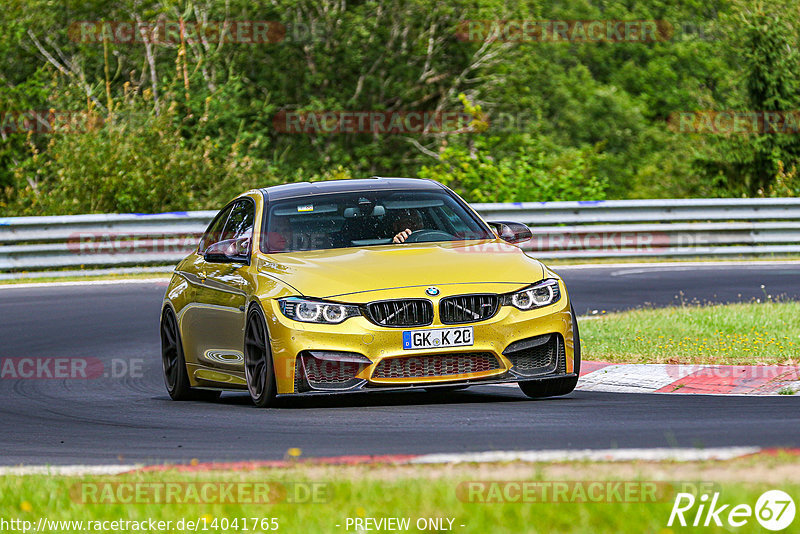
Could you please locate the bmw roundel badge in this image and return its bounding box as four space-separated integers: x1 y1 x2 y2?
425 287 440 296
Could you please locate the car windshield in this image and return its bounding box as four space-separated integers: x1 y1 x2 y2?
261 189 494 253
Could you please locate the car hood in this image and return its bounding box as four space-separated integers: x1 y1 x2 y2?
257 239 545 299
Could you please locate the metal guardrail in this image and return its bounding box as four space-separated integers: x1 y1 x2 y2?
492 198 800 259
1 198 799 272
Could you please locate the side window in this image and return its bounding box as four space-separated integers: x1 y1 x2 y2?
198 204 233 253
223 199 256 243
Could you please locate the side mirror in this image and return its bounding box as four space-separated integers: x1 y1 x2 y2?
487 221 532 244
204 238 250 264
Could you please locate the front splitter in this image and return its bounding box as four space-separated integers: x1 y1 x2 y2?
276 372 578 397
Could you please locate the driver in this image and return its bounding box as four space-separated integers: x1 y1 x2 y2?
392 209 424 243
266 217 294 251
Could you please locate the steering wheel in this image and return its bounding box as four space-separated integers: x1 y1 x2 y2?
403 229 456 243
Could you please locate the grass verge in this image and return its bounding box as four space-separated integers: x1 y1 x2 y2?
1 453 799 534
581 301 800 365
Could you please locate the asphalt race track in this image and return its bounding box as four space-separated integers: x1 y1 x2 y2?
558 261 800 314
1 262 799 465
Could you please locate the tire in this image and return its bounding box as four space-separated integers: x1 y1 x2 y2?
518 305 581 399
244 305 277 408
161 307 221 402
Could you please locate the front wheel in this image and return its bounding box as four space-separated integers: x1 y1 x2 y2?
161 307 220 401
244 305 277 408
519 306 581 399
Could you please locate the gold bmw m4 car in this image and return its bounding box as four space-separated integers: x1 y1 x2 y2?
160 178 580 407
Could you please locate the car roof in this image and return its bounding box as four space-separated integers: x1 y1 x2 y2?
259 177 443 201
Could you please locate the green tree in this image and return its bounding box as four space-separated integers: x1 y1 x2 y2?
696 0 800 195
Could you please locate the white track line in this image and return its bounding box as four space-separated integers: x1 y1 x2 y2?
552 260 800 270
0 278 169 290
1 447 761 474
0 465 141 476
410 447 761 464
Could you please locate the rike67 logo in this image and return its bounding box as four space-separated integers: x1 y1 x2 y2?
668 490 795 531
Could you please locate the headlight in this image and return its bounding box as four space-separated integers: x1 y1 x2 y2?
502 279 561 310
279 298 360 324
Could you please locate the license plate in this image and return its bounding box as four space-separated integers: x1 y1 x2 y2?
402 326 473 350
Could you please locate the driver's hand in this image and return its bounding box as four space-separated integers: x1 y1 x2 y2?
392 228 412 243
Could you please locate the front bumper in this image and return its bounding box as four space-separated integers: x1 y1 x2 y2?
265 283 576 395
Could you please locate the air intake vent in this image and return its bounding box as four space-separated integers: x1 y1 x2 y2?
503 334 563 377
439 294 499 324
372 352 501 379
294 351 369 391
365 299 433 327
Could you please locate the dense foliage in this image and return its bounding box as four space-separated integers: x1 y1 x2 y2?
1 0 798 215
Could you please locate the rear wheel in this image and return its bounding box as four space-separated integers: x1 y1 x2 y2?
244 305 277 408
519 306 581 399
161 307 220 401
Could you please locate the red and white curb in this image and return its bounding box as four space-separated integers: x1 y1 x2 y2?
139 447 767 472
5 446 791 475
577 361 800 395
406 447 764 464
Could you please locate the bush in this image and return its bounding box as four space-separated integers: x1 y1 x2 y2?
9 103 280 215
418 139 607 203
